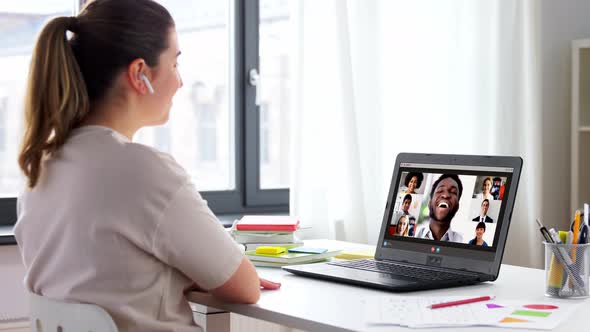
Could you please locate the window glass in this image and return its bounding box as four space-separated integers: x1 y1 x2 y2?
137 0 234 191
258 0 291 189
0 2 75 197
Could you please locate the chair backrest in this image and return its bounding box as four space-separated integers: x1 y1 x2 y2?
28 291 118 332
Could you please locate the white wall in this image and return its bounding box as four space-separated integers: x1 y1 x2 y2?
540 0 590 230
502 0 590 269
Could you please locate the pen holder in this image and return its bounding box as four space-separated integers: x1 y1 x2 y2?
544 242 590 298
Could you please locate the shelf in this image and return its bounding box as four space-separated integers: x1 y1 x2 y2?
580 126 590 132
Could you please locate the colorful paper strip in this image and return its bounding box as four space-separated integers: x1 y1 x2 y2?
486 303 504 309
512 310 551 317
500 317 530 323
523 304 559 310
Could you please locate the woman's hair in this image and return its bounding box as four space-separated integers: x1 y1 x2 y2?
476 221 486 231
397 215 409 236
18 0 174 188
482 177 492 188
404 172 424 188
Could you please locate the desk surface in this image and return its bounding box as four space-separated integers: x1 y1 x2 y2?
188 240 590 332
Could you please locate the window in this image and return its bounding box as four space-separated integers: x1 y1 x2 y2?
0 1 76 228
0 0 290 232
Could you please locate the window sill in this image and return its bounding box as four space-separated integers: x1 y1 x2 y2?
0 226 16 245
0 212 290 243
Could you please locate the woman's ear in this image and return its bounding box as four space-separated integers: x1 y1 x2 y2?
127 58 153 94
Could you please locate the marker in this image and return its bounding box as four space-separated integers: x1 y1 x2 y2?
579 224 588 244
429 296 494 309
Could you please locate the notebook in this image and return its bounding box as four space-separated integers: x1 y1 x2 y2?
284 153 523 292
235 215 300 231
245 248 341 264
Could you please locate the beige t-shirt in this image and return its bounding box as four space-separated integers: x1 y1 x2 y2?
14 126 244 331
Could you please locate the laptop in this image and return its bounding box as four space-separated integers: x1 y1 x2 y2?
283 153 523 291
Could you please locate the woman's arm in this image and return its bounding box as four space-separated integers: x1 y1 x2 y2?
210 257 260 304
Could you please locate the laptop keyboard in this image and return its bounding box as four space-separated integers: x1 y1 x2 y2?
327 259 470 281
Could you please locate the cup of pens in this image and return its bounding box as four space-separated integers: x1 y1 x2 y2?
544 241 590 298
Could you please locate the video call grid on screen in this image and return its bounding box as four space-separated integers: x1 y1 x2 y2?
384 163 514 252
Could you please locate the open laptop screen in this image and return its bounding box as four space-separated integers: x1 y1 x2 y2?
382 163 514 252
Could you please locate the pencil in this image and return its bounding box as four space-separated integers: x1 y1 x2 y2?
572 210 581 261
429 296 494 309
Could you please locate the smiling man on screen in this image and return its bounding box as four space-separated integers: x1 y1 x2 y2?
415 174 464 242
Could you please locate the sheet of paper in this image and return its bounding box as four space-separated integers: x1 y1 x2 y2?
362 296 585 329
363 296 506 328
490 300 584 330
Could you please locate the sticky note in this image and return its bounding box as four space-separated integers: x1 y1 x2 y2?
256 246 287 255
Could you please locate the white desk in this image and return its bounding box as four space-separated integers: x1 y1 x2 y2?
188 240 590 332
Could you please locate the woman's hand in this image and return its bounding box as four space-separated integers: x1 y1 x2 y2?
260 278 281 290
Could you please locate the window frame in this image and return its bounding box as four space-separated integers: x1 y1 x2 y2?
198 0 288 214
0 0 289 244
242 0 289 208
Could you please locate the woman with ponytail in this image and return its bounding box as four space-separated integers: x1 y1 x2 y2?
14 1 278 330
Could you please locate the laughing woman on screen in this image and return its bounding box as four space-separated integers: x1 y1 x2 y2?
475 177 494 200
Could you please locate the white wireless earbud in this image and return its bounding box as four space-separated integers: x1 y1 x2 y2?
139 73 154 94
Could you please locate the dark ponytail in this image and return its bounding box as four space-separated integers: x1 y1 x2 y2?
18 16 89 188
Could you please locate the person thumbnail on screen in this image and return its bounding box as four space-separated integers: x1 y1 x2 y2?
490 176 506 200
472 199 494 223
468 222 489 247
400 194 412 215
408 216 416 237
396 215 410 237
401 172 424 195
473 176 494 200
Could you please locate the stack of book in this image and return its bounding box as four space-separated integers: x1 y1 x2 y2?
231 215 303 251
245 248 342 267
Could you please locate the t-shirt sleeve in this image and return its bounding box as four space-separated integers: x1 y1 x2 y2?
152 182 244 290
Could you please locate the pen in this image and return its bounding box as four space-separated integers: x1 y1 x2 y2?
429 296 494 309
535 219 553 243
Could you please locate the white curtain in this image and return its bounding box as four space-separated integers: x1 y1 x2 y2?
289 0 543 267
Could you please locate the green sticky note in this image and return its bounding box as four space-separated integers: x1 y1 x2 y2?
511 310 551 318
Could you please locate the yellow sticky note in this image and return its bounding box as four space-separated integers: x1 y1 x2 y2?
255 246 287 255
